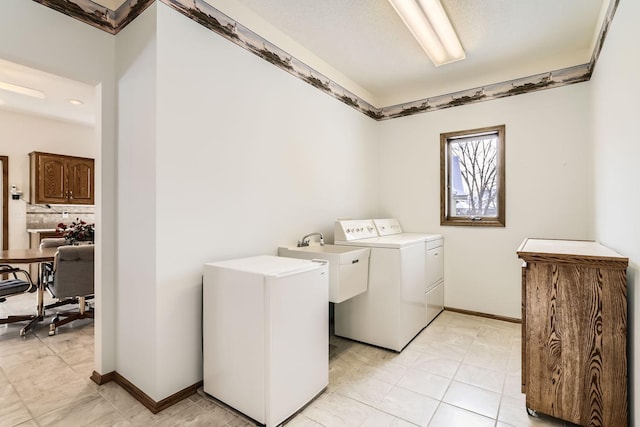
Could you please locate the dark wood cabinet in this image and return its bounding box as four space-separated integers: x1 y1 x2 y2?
517 238 628 427
29 152 94 205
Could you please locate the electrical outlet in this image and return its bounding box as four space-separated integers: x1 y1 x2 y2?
62 211 69 219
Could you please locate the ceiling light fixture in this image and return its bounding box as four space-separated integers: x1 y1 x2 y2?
0 80 46 99
68 99 84 105
388 0 465 66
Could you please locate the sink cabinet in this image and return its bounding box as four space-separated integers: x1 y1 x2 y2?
517 238 628 426
278 245 370 303
30 152 94 205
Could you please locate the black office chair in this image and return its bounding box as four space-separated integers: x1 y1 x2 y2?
0 264 38 335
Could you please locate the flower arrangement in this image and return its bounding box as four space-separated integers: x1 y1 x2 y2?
57 219 95 244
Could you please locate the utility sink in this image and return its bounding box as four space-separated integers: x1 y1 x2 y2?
278 245 370 303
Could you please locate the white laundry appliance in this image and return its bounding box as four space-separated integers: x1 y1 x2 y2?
425 235 444 324
333 219 430 351
373 219 444 326
203 255 329 427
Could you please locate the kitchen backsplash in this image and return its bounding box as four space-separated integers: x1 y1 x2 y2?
26 204 95 230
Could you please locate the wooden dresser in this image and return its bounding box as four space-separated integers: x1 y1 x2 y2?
517 238 628 426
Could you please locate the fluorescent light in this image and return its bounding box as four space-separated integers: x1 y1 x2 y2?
68 99 84 105
388 0 465 66
0 80 46 99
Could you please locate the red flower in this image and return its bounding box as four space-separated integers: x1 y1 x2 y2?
58 218 95 243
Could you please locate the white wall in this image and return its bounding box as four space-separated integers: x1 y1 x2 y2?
0 0 117 377
378 84 593 319
115 3 159 397
0 110 95 250
591 0 640 423
112 3 380 401
207 0 376 105
4 0 634 412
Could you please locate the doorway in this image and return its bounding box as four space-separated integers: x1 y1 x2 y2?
0 57 100 361
0 155 7 250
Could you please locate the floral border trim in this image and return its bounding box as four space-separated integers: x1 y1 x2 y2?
381 64 591 120
33 0 618 120
32 0 154 35
590 0 619 65
161 0 384 119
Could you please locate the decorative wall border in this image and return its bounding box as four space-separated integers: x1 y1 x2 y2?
32 0 619 119
382 64 591 119
32 0 154 34
162 0 384 119
382 0 619 120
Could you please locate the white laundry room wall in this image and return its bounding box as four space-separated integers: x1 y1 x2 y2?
114 2 379 401
377 83 593 319
590 0 640 423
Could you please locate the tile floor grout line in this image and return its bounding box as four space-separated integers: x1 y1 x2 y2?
425 400 444 427
2 299 567 427
3 350 43 427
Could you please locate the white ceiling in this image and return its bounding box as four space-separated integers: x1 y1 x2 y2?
0 59 95 126
0 0 608 124
226 0 607 106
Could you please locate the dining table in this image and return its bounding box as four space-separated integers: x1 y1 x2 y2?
0 247 57 335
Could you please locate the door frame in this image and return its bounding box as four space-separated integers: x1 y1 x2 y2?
0 155 8 250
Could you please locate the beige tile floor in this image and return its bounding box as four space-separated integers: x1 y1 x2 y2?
1 293 575 427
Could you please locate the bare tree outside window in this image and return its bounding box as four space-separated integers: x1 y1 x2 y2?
440 125 505 227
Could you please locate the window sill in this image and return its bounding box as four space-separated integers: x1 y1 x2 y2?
441 217 505 227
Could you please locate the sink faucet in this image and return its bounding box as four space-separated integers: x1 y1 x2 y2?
298 232 325 247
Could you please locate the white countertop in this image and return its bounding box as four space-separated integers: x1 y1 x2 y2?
26 228 58 233
517 238 625 259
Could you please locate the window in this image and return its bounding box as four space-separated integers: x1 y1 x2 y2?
440 125 505 227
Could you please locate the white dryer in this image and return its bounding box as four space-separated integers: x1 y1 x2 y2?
373 219 444 326
425 235 444 325
333 219 430 351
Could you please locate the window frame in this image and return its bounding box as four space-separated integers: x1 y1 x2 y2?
440 124 506 227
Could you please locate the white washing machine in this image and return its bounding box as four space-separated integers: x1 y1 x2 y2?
333 219 431 351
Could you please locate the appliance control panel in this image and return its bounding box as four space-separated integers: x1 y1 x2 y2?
373 218 403 236
334 219 378 241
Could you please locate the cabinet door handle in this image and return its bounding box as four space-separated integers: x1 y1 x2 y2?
69 190 73 199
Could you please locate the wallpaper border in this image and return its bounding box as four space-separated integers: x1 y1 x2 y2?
32 0 619 120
